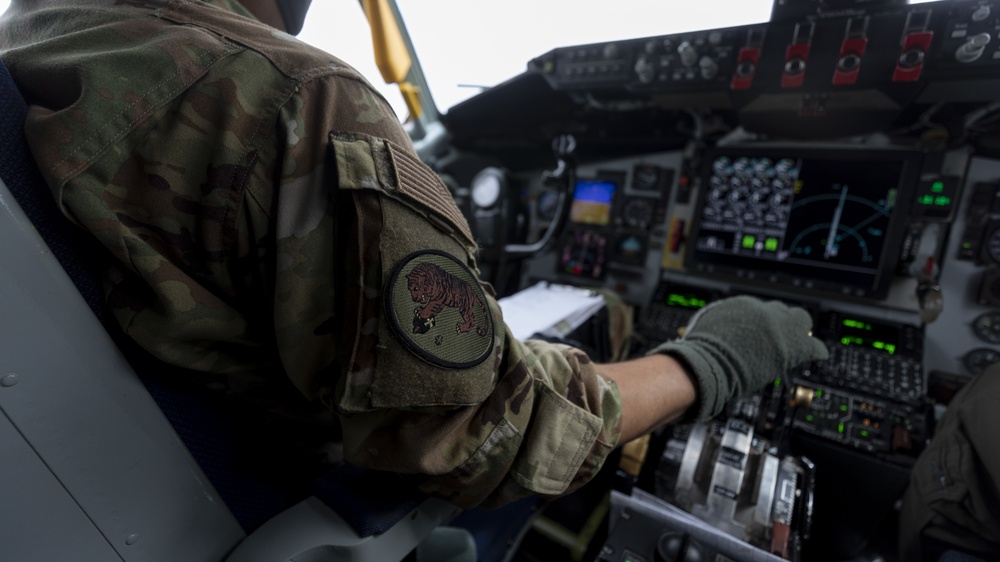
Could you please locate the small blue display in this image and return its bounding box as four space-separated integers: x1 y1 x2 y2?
570 179 617 225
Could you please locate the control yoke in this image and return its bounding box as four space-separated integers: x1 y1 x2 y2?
504 134 577 258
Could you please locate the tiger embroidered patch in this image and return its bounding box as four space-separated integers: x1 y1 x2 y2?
386 250 495 368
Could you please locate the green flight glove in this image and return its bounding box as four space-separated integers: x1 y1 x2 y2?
649 295 830 421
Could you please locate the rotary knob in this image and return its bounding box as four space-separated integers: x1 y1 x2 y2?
635 55 656 83
699 56 719 79
678 41 698 67
956 32 992 63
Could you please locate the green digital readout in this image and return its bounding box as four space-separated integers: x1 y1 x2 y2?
838 316 899 355
840 336 896 354
666 293 707 308
915 194 953 207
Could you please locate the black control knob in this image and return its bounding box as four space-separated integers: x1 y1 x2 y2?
655 532 705 562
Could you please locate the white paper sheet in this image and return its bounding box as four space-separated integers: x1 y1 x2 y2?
497 282 605 341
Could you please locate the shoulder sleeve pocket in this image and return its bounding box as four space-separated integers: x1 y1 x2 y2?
329 132 500 412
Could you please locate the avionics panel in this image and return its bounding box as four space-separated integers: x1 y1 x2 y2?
687 147 921 299
558 176 621 280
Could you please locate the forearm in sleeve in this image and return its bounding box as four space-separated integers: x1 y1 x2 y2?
336 325 623 509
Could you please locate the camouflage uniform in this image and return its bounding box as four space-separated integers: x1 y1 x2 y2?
0 0 622 507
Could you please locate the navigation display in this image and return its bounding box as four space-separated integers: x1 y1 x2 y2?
688 147 920 299
569 178 617 225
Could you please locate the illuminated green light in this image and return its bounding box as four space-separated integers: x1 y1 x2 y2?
667 294 707 308
841 336 864 346
962 242 973 249
774 377 782 387
742 235 756 249
918 194 935 206
934 195 952 207
838 422 845 434
861 429 870 438
887 189 898 207
816 389 823 398
871 341 896 355
765 238 779 252
840 405 848 412
931 181 945 193
842 319 872 330
806 414 814 422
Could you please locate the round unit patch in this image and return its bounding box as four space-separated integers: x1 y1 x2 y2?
385 250 495 369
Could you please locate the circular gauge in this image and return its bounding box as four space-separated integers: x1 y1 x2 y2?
633 164 662 191
712 156 733 177
963 347 1000 375
987 229 1000 264
470 167 505 209
775 158 798 179
972 311 1000 344
622 199 655 229
733 157 753 177
753 158 774 178
749 186 772 205
727 185 749 209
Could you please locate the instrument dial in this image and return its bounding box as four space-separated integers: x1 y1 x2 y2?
471 168 505 209
987 229 1000 264
963 347 1000 376
712 157 733 177
622 199 655 229
972 311 1000 344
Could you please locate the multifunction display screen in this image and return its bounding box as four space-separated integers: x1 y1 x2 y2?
688 148 920 298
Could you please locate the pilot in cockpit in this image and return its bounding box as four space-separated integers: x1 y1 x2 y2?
0 0 827 513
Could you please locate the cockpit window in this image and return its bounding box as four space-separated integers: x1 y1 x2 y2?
300 1 777 121
0 0 940 122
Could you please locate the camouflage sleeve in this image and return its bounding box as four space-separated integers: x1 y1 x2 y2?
3 0 621 509
274 75 624 508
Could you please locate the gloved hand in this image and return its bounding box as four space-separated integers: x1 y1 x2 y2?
649 295 829 421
